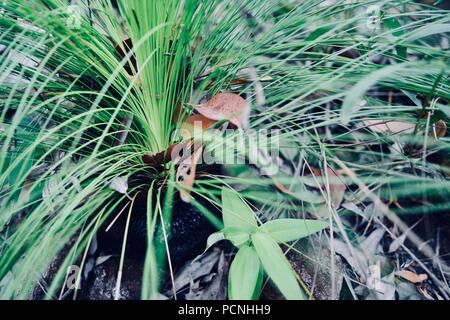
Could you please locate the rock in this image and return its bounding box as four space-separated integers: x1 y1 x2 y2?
96 191 219 269
77 257 142 300
32 235 79 300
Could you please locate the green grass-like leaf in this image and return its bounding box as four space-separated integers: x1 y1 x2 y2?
228 245 261 300
260 218 328 243
221 187 258 232
252 232 305 300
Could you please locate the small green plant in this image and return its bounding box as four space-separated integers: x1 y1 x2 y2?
219 187 328 300
1 0 448 300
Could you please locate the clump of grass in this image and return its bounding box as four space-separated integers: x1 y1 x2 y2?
0 0 449 300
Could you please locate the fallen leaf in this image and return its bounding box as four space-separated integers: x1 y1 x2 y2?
418 285 434 300
366 263 381 291
181 114 218 138
361 228 386 256
176 144 204 203
395 270 428 283
388 233 407 253
193 92 249 128
369 272 396 300
333 238 369 281
169 250 221 294
433 119 447 138
363 119 415 134
366 263 397 300
95 255 114 266
185 114 217 129
396 281 422 300
388 220 420 253
185 251 228 300
108 175 128 194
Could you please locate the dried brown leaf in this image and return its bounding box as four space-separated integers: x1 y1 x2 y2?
363 119 415 134
176 144 204 203
395 270 428 283
193 92 249 128
433 119 447 138
142 144 178 167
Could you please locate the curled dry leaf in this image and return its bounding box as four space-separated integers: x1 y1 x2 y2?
176 144 204 203
363 119 415 134
395 270 428 283
417 285 434 300
388 233 407 253
181 114 217 138
361 227 386 256
145 93 245 169
142 138 205 169
142 144 178 167
433 119 447 138
193 92 249 128
185 114 217 130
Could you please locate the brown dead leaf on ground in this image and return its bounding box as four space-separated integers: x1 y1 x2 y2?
363 119 415 134
433 119 447 138
185 114 217 129
395 270 428 283
181 114 218 138
193 92 249 128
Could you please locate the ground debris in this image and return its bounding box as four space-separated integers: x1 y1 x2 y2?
262 237 345 300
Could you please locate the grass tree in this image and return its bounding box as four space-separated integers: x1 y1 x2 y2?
0 0 449 299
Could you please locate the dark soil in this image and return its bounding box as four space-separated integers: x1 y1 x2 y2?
96 192 219 267
32 189 220 299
